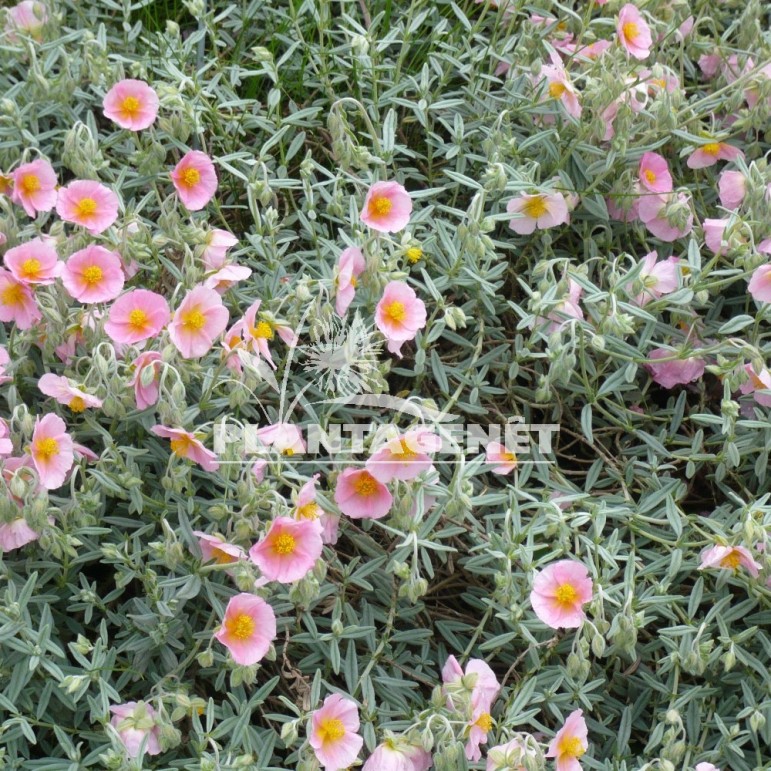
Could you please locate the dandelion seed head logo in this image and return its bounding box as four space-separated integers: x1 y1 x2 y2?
302 312 382 398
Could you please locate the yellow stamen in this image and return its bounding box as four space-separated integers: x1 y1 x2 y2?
558 736 585 759
368 195 392 217
549 81 566 99
701 142 721 156
555 583 578 606
182 309 206 331
210 546 237 564
75 197 98 218
20 259 41 280
296 502 321 520
391 438 419 460
272 533 297 555
69 396 87 412
225 612 255 640
1 283 25 307
121 95 141 117
181 167 201 187
474 712 493 732
622 21 639 41
406 246 423 263
720 550 741 569
128 308 149 332
251 320 274 339
170 435 194 457
353 472 378 496
34 437 59 461
317 718 346 743
81 265 103 286
383 300 406 324
522 195 549 219
644 169 657 184
20 174 41 195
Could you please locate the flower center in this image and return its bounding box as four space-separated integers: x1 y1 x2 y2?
1 283 25 307
369 195 393 217
353 471 378 496
182 167 201 187
383 300 406 323
75 197 98 218
251 320 274 339
34 437 59 460
643 169 657 184
182 309 206 331
69 396 87 412
170 435 194 456
121 95 141 116
502 451 517 464
21 174 41 194
82 265 103 285
225 612 255 640
558 736 585 759
128 308 149 332
210 546 237 564
318 717 346 743
549 81 566 99
272 533 297 555
522 195 549 219
406 246 423 263
622 21 639 41
296 502 321 520
720 550 741 569
474 712 493 732
20 259 41 279
555 583 578 605
392 438 419 460
701 142 721 156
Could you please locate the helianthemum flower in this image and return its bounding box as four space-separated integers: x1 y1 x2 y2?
530 559 593 629
104 289 171 345
201 228 238 270
375 280 427 357
6 1 47 42
698 544 761 577
546 709 588 771
645 348 705 389
0 518 44 552
334 467 393 519
4 238 60 285
56 180 119 234
193 531 245 567
109 701 162 758
486 441 518 474
38 373 102 412
739 363 771 407
638 152 672 193
151 426 219 472
29 413 75 490
617 4 652 60
686 141 743 169
366 429 440 483
169 285 229 358
0 269 40 329
62 245 125 303
213 593 277 666
360 180 412 233
507 192 569 235
249 516 323 583
130 351 163 410
629 252 680 306
363 738 432 771
103 79 159 131
294 475 340 545
335 246 365 316
309 694 364 771
171 150 218 211
10 158 57 217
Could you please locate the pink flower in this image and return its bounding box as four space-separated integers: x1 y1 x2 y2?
638 192 693 242
249 516 323 583
201 228 238 270
242 300 297 369
748 264 771 303
6 1 47 41
255 422 306 456
375 280 427 357
129 351 162 409
699 545 761 577
10 158 57 217
62 245 125 302
645 348 705 388
294 475 339 545
699 54 721 79
363 741 432 771
638 152 672 193
213 593 276 665
3 238 60 285
530 560 593 629
442 655 501 711
335 246 366 316
617 4 652 60
507 192 569 235
334 467 393 520
0 518 43 552
545 278 584 331
538 62 582 119
686 141 743 169
104 289 170 345
204 264 252 294
56 180 119 234
103 79 159 131
151 425 219 471
360 181 412 233
308 694 364 771
703 218 729 255
630 252 680 305
487 737 537 771
29 413 74 490
38 373 102 412
0 269 40 329
171 151 218 211
193 531 245 567
366 429 440 483
546 710 588 771
169 285 229 358
718 170 746 210
465 702 495 762
486 441 518 474
739 363 771 407
109 701 162 758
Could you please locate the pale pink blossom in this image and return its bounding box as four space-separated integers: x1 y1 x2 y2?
739 363 771 407
0 269 40 329
249 516 323 583
486 442 518 474
204 265 252 294
103 79 159 131
29 413 74 490
466 700 495 762
686 141 743 170
703 218 730 255
630 252 680 305
617 4 652 60
104 289 170 345
638 152 672 193
441 655 501 711
530 560 593 629
294 475 339 545
62 245 125 302
213 592 276 665
56 180 119 234
169 285 229 358
363 740 432 771
3 238 60 285
718 170 746 210
334 467 393 519
0 518 43 551
360 181 412 233
171 151 218 211
38 373 102 412
507 192 569 235
201 228 238 270
538 61 582 119
699 545 760 577
109 701 162 758
255 422 306 456
545 278 584 331
375 280 427 357
6 1 47 41
638 192 693 242
546 710 588 771
252 459 268 482
748 264 771 303
335 246 366 316
645 348 705 388
151 425 219 472
193 531 245 567
366 429 440 483
308 694 364 771
129 352 162 410
698 54 721 80
10 158 57 217
242 300 297 369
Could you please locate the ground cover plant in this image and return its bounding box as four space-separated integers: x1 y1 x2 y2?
0 0 770 769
